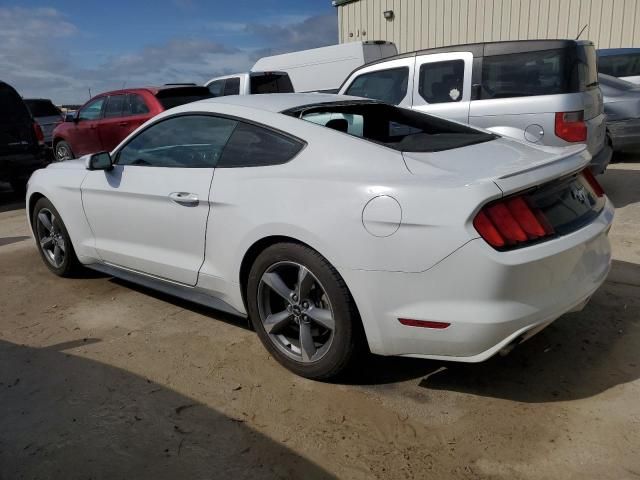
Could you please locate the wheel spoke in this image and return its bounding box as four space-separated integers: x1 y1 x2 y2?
50 213 58 233
38 212 53 232
262 272 293 301
306 307 335 331
264 309 293 334
57 238 66 253
53 245 63 265
296 266 315 299
299 322 316 362
40 236 54 249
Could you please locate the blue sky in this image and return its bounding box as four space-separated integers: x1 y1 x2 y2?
0 0 337 104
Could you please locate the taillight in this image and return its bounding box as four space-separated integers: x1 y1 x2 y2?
33 122 45 145
555 111 587 142
474 195 554 250
582 167 604 197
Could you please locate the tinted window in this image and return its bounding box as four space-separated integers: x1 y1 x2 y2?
419 60 465 103
103 95 126 118
288 101 495 153
482 49 570 99
218 122 304 167
599 52 640 77
124 94 150 116
155 87 212 109
117 115 237 168
208 80 225 97
78 98 105 121
345 67 409 105
223 77 240 95
250 73 294 94
24 99 60 117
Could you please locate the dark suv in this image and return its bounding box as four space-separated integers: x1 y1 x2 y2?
0 81 48 193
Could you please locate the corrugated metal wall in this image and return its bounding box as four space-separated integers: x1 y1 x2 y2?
337 0 640 52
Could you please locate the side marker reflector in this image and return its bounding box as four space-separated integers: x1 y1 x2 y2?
398 318 451 329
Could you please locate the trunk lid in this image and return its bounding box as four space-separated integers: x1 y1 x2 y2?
402 136 591 195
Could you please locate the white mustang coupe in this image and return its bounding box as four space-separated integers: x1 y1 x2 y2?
26 94 613 379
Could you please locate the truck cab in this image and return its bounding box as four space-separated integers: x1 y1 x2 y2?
205 72 294 97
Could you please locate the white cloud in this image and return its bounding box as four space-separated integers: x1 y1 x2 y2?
0 6 337 104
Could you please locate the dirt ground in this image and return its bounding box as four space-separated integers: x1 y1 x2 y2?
0 159 639 480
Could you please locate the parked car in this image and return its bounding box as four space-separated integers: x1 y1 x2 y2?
27 93 613 379
0 81 48 193
599 73 640 153
338 39 611 174
253 41 398 93
598 48 640 85
206 72 294 97
24 98 63 147
52 85 212 161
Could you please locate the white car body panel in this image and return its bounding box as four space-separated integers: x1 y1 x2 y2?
26 93 613 362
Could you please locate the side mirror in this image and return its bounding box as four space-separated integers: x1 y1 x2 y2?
86 151 113 171
65 112 77 122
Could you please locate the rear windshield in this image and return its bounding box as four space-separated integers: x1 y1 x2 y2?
0 83 31 123
155 87 212 109
481 45 598 99
24 99 60 117
598 52 640 77
284 101 496 152
250 73 294 94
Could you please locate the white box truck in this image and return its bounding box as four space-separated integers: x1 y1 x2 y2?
252 41 398 93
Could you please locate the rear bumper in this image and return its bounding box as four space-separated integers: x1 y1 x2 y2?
589 143 612 175
607 118 640 152
347 198 614 361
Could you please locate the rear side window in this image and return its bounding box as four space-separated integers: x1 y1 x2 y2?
481 49 569 99
287 101 495 152
24 99 60 117
155 87 212 109
599 52 640 77
117 115 237 168
223 77 240 96
104 95 126 118
345 67 409 105
419 60 465 103
218 122 304 167
124 94 150 116
250 73 294 94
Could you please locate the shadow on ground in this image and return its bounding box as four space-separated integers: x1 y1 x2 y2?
352 260 640 403
0 338 334 480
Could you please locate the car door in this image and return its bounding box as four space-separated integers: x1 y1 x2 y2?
70 97 106 155
411 52 473 124
97 94 126 152
81 114 238 285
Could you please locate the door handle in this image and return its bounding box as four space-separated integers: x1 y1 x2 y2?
168 192 199 207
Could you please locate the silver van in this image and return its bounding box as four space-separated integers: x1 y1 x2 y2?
338 40 611 174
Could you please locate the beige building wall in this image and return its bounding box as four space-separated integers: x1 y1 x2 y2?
337 0 640 52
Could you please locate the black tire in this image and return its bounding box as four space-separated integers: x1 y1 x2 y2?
32 197 81 276
247 242 363 380
54 140 74 161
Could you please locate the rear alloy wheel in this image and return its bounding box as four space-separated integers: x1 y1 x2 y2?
32 197 80 276
247 243 362 379
54 141 74 161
